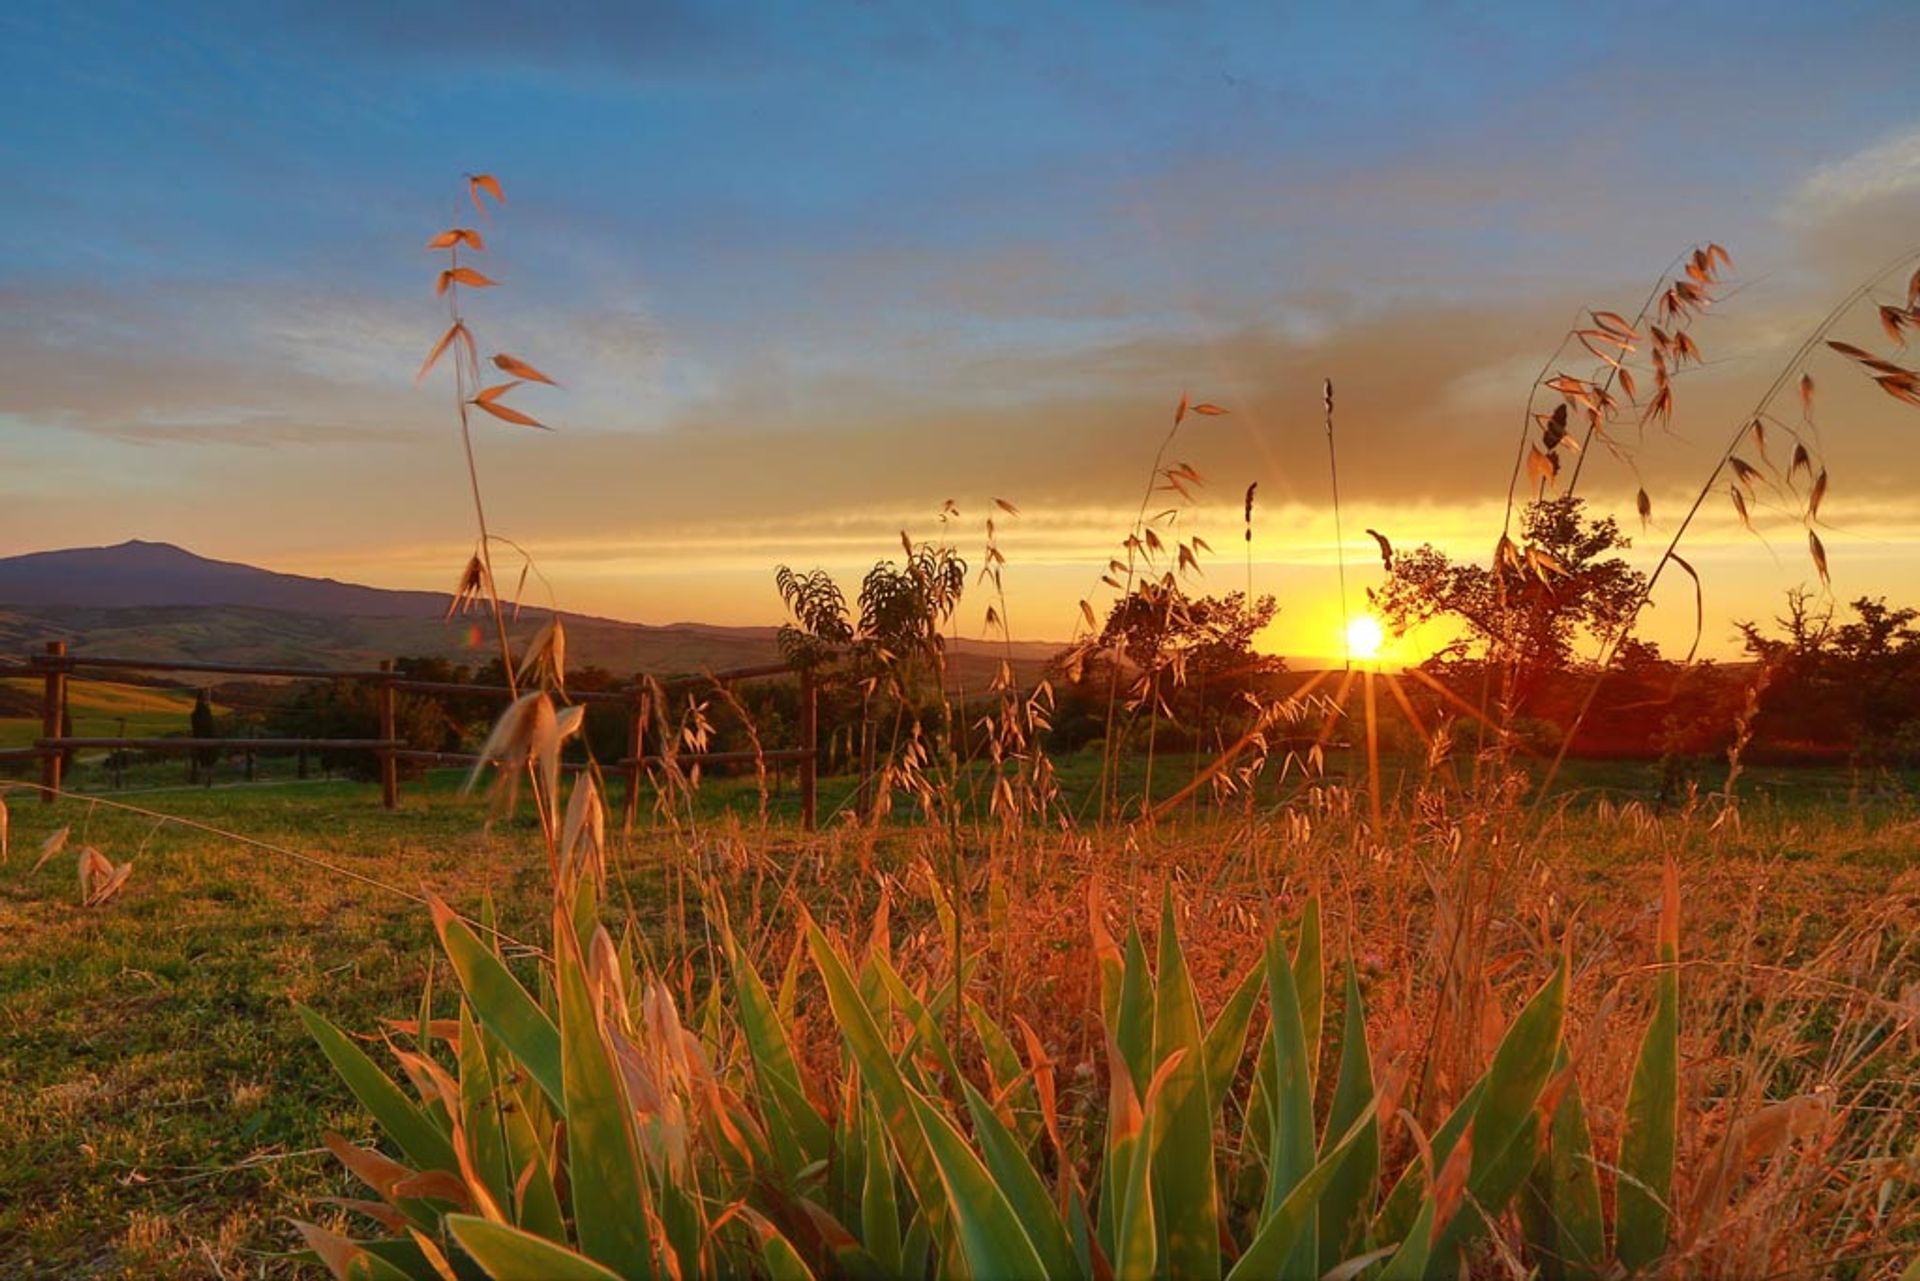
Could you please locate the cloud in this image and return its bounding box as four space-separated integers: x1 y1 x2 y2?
1790 126 1920 218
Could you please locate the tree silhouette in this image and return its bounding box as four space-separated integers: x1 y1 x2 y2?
1373 495 1644 709
774 542 967 817
189 688 217 785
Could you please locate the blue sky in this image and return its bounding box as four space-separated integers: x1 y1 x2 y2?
4 1 1920 656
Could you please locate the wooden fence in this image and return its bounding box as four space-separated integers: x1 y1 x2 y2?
5 641 819 829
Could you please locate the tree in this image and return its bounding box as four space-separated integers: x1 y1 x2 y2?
190 688 217 785
267 679 443 781
1096 587 1282 724
774 544 967 676
773 541 968 816
1372 495 1645 709
1738 591 1920 766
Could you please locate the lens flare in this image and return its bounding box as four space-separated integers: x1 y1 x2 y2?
1345 614 1385 661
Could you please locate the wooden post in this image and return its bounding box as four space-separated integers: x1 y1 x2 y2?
858 713 881 824
625 689 649 828
39 640 67 804
799 666 818 832
377 659 398 810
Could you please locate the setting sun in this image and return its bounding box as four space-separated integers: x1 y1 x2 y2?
1346 613 1386 661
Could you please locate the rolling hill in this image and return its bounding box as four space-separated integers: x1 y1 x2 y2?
0 541 1062 683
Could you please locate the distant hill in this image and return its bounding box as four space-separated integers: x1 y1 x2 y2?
0 541 1061 683
0 540 449 617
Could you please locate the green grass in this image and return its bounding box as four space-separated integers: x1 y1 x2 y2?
3 762 1917 1277
0 782 574 1277
0 678 198 751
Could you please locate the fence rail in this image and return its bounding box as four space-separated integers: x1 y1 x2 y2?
13 640 818 827
37 737 403 752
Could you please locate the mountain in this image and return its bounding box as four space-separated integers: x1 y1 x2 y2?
0 541 1061 682
0 540 449 617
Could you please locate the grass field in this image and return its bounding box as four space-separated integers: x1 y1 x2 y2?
0 679 198 751
1 780 565 1277
4 761 1918 1277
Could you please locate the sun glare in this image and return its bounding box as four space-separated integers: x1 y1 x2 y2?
1345 613 1385 661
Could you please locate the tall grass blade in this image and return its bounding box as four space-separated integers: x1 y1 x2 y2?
1518 1053 1605 1281
752 1217 818 1281
1117 923 1154 1093
960 1079 1084 1279
859 1097 903 1276
298 1005 457 1176
1152 889 1220 1279
807 923 954 1271
430 895 563 1107
447 1215 625 1281
1111 1061 1159 1280
1376 1080 1485 1243
1319 962 1379 1275
971 1001 1042 1150
725 930 830 1175
1616 859 1680 1272
1422 959 1569 1276
458 1005 516 1224
1295 896 1325 1090
1261 925 1318 1276
909 1090 1052 1279
1100 921 1155 1263
1227 1085 1384 1281
1202 958 1263 1113
555 913 656 1278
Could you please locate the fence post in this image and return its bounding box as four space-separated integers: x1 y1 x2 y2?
377 659 398 810
797 667 819 832
856 717 876 824
625 688 649 827
39 640 67 804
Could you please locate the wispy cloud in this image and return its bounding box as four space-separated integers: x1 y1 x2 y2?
1790 125 1920 218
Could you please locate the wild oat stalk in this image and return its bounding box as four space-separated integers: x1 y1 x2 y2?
417 174 560 701
1540 248 1920 801
1081 393 1224 825
418 176 581 857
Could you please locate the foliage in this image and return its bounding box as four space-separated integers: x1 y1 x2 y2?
189 690 217 774
265 680 446 780
1090 587 1285 751
1374 496 1645 707
1098 589 1281 685
1737 591 1920 766
5 773 1919 1276
774 536 969 819
290 843 1740 1281
773 542 968 677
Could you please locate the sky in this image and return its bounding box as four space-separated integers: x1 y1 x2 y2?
3 1 1920 662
